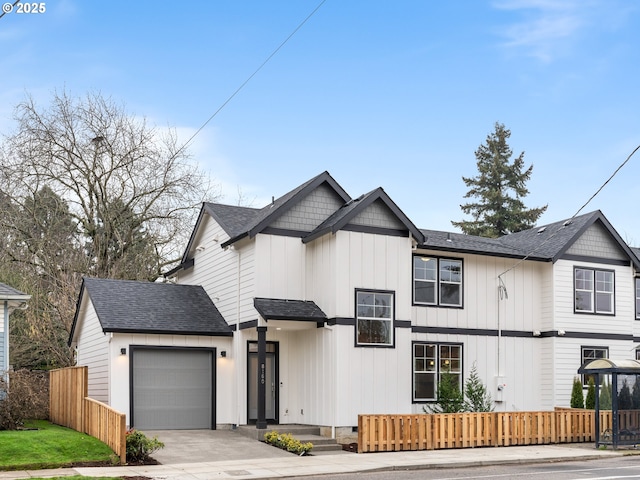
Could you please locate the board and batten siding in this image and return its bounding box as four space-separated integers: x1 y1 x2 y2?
308 231 414 426
74 296 110 403
411 252 545 333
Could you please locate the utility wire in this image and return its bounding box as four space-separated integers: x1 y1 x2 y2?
173 0 327 161
498 143 640 281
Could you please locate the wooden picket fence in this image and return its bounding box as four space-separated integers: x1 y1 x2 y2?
358 409 614 453
49 366 126 463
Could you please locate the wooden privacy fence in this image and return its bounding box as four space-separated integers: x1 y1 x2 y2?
358 409 614 453
49 366 126 463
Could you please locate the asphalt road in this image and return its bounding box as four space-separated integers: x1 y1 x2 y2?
287 456 640 480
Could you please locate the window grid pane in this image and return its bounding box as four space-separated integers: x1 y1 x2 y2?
413 343 462 402
357 292 394 346
413 256 462 307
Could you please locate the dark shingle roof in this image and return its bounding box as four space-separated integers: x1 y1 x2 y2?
420 210 640 268
72 278 232 339
254 297 326 322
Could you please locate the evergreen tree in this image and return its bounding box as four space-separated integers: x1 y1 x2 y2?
618 378 633 410
585 377 596 409
452 122 547 237
632 377 640 409
463 363 494 412
424 369 464 414
600 377 612 410
570 377 584 408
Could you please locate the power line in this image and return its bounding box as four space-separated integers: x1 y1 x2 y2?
498 143 640 281
174 0 327 161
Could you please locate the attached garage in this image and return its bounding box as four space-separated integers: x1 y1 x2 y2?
131 347 216 430
69 278 234 430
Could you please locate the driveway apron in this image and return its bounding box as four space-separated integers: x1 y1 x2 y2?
143 429 294 464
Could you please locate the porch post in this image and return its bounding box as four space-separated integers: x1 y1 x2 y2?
256 326 267 429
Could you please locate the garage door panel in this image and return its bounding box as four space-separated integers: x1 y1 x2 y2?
132 348 214 430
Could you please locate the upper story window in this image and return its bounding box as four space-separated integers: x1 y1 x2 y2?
413 256 463 307
356 290 394 347
574 267 614 315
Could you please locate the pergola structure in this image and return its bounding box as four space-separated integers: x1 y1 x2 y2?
578 358 640 449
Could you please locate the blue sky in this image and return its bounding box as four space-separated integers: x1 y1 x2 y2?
2 1 640 243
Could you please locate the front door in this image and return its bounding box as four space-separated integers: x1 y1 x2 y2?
248 341 278 423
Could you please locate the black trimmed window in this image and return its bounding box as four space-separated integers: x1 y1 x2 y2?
413 256 463 307
413 342 462 402
574 267 614 315
356 290 394 347
581 346 608 386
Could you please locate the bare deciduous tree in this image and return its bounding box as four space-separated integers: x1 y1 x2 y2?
0 90 218 368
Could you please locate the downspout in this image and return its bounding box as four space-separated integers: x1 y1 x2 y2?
236 246 242 427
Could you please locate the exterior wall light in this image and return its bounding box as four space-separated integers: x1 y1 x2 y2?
120 347 127 355
220 350 227 358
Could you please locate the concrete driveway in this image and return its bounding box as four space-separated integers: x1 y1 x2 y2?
143 429 295 464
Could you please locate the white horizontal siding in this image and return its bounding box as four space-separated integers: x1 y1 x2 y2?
75 297 110 403
553 259 635 335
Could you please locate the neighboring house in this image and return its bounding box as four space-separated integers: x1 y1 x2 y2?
0 283 30 374
70 171 640 441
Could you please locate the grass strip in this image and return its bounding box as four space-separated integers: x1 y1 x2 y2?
0 420 116 470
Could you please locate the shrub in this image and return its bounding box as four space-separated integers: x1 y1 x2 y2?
618 378 633 410
599 377 612 410
126 429 165 463
0 369 49 430
264 431 313 455
424 368 464 413
585 377 596 409
570 376 584 408
463 363 493 412
632 377 640 409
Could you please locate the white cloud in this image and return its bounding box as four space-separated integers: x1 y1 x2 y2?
492 0 592 62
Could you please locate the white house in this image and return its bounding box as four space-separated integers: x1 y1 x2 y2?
69 171 640 441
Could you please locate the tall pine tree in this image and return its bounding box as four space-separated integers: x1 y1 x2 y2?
452 122 547 237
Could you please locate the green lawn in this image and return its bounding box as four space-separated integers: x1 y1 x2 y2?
0 420 117 471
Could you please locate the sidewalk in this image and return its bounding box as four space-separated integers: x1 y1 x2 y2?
0 443 625 480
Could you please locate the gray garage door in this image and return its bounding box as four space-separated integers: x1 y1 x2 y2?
132 348 214 429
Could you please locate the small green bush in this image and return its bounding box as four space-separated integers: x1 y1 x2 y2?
264 431 313 455
125 429 164 463
570 376 584 408
585 377 596 409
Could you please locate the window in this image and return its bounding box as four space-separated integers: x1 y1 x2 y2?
581 346 608 386
356 290 394 346
413 256 462 307
413 342 462 402
574 268 614 314
636 278 640 320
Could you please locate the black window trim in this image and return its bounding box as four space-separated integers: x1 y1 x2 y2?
354 288 396 348
412 340 463 403
573 266 615 316
412 254 464 309
580 345 609 386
